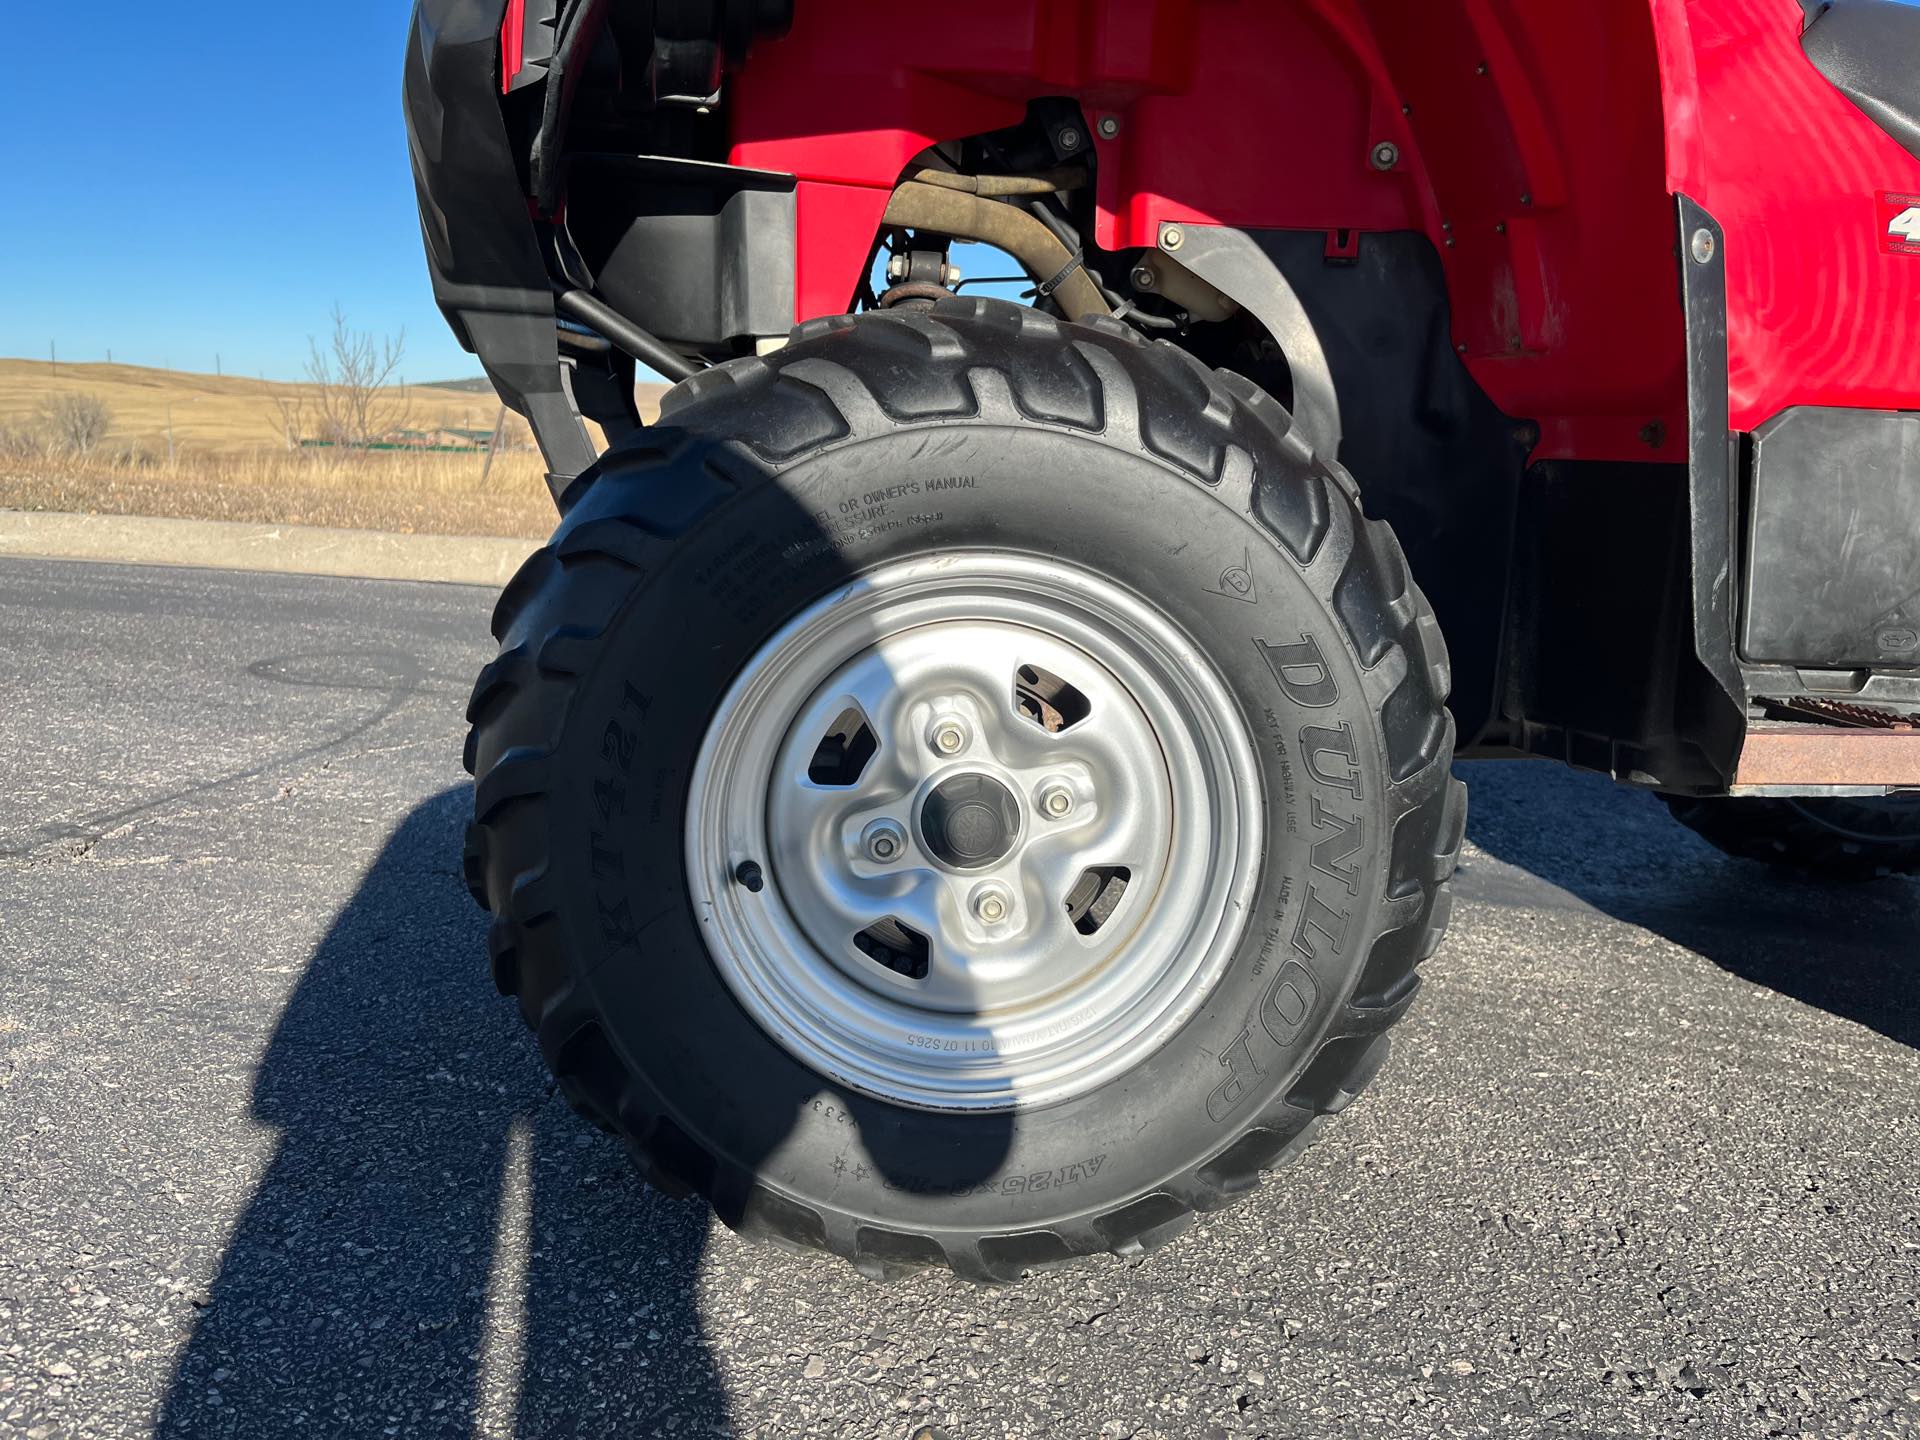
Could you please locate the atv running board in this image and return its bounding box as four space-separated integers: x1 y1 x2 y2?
1734 702 1920 794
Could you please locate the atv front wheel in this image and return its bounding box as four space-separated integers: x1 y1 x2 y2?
1666 792 1920 879
462 298 1465 1280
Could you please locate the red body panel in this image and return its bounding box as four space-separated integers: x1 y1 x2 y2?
500 0 525 93
726 0 1920 459
1652 0 1920 428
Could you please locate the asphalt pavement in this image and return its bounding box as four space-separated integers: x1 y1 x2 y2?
0 555 1916 1440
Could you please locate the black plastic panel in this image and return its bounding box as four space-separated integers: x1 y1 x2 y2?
566 154 796 347
1249 230 1530 748
1501 460 1723 789
1743 406 1920 668
405 0 598 496
1803 0 1920 162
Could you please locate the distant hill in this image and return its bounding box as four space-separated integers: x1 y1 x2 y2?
418 376 498 394
0 359 666 453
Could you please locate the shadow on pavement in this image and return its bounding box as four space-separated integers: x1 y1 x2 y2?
156 437 1022 1438
154 787 733 1438
1460 759 1920 1051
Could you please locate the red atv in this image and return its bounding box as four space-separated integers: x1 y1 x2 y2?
407 0 1920 1280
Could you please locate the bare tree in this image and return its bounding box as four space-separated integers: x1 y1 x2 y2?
0 424 43 461
274 307 411 449
37 392 113 455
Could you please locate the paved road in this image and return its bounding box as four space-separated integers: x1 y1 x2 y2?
1 556 1916 1440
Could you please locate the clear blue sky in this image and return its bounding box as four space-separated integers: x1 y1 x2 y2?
0 2 483 384
0 3 1040 388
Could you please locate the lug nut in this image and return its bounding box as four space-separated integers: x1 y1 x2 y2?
929 718 968 756
862 819 907 864
1038 782 1075 820
971 884 1012 926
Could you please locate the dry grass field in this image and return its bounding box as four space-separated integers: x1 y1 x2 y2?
0 359 668 539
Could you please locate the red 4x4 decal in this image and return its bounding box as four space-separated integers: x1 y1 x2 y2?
1883 192 1920 256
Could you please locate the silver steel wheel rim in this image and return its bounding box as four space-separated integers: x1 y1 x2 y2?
686 552 1262 1111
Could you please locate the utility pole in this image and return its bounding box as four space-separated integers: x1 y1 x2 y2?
49 340 56 375
165 403 176 467
215 353 222 378
480 404 508 483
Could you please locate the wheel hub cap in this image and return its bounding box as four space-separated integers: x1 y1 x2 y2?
920 772 1022 870
685 552 1263 1111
